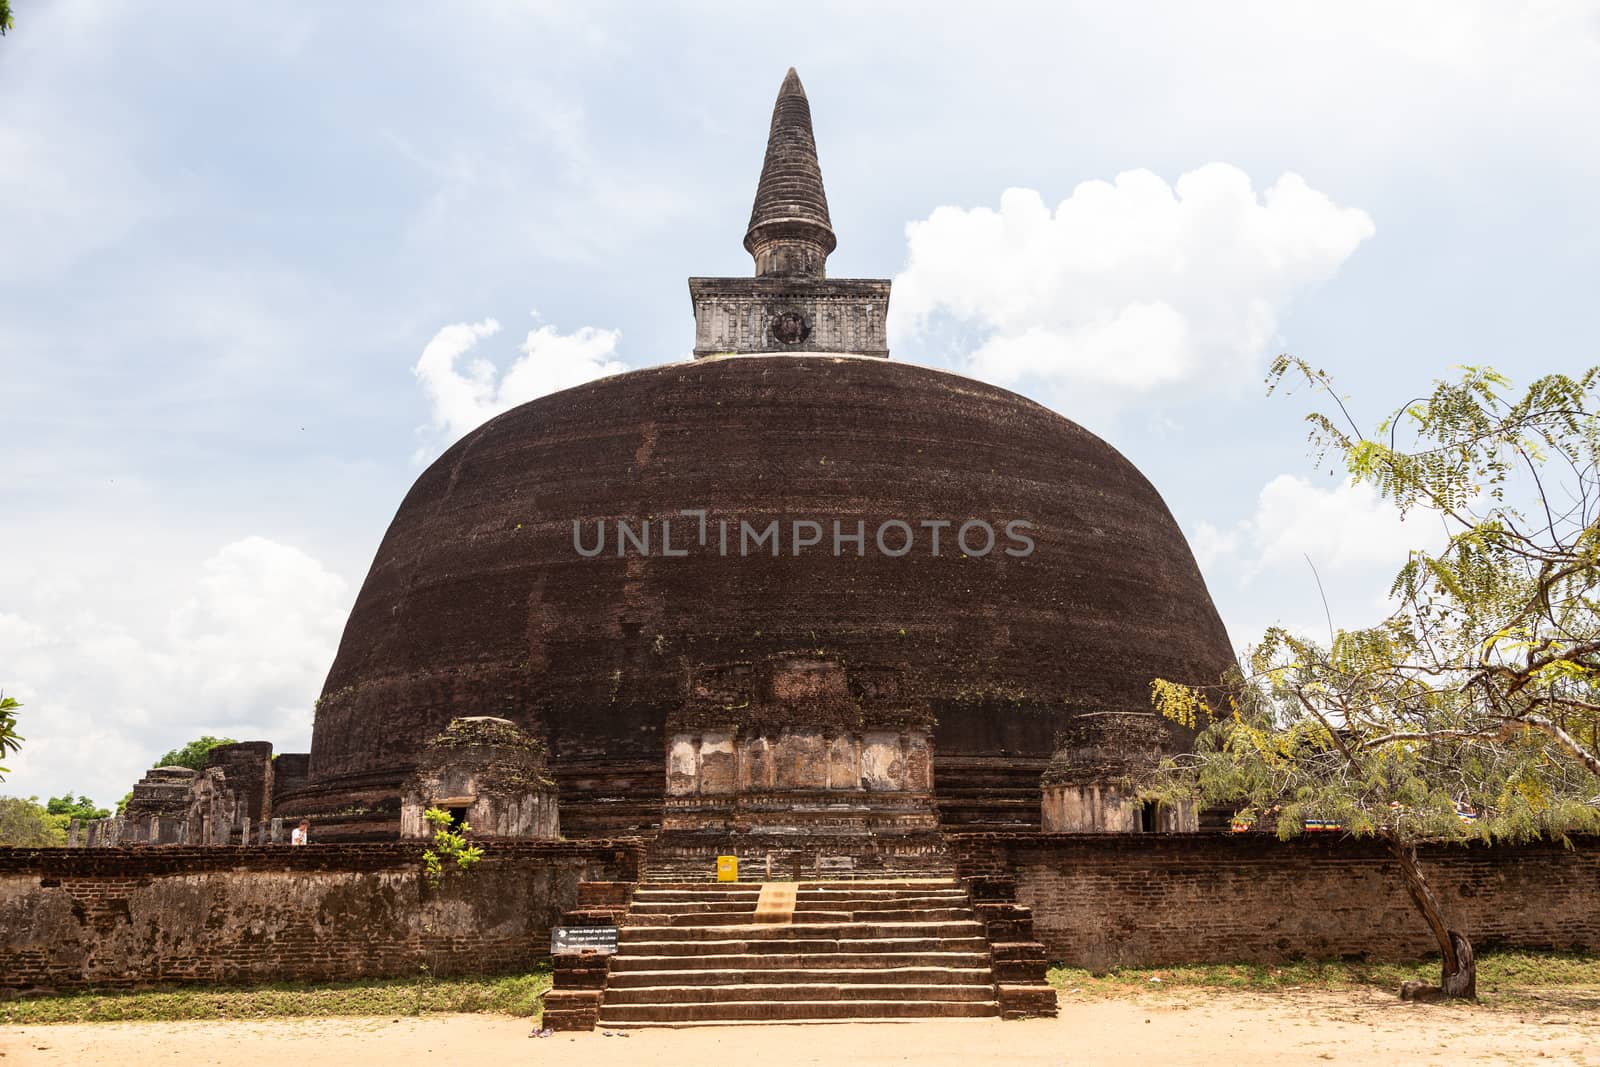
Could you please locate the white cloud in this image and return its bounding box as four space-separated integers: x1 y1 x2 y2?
1193 474 1447 651
0 537 349 806
1202 474 1432 580
889 166 1374 404
412 316 626 449
163 538 352 721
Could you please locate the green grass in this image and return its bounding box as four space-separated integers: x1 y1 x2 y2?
0 966 552 1025
1049 951 1600 1005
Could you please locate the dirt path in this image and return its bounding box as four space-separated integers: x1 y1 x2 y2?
3 989 1596 1066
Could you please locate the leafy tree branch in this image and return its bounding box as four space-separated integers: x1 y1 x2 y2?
1154 360 1600 1001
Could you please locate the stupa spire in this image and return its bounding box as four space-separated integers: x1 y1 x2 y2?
687 69 889 359
743 67 837 278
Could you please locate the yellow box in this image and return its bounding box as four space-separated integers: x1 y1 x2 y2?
716 855 738 882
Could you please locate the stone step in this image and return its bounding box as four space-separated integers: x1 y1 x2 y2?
608 950 992 972
629 891 968 910
800 889 960 895
629 892 969 909
604 982 996 1006
626 906 978 928
793 906 973 923
937 804 1040 818
597 999 1000 1024
639 879 960 892
616 935 993 957
606 966 995 988
627 900 761 915
797 895 970 908
640 869 964 883
633 884 766 894
793 902 966 921
620 920 985 943
938 819 1040 832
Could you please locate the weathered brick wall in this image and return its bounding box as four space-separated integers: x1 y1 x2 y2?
0 841 642 992
947 833 1600 971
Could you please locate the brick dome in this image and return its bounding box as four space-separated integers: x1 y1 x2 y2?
282 354 1235 836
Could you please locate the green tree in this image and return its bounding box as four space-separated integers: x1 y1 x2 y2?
154 735 238 771
1154 360 1600 1002
46 793 111 821
0 695 20 781
0 796 68 847
1 2 13 36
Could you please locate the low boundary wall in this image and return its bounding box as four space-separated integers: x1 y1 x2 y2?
0 841 642 992
5 834 1595 990
947 833 1600 970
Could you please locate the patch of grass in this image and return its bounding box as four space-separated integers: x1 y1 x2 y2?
1049 951 1600 1005
0 965 552 1026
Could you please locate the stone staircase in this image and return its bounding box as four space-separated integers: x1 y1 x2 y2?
543 877 1057 1028
933 758 1047 832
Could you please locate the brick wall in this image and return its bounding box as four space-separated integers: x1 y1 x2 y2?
947 833 1600 970
0 841 642 992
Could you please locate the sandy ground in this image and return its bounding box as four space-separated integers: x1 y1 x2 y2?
3 989 1597 1067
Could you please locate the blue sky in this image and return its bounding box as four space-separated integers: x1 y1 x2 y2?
3 1 1599 806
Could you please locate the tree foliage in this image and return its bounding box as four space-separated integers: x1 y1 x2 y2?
1153 359 1600 1000
46 793 111 822
420 806 483 889
0 695 20 781
154 735 238 772
0 2 13 37
0 796 69 847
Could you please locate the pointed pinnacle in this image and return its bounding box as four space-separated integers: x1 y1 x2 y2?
745 67 835 253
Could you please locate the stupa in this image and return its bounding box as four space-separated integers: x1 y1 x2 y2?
276 69 1236 847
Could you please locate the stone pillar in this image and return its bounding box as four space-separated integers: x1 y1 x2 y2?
68 818 80 847
270 817 284 844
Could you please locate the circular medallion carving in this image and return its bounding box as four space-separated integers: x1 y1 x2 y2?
769 310 811 346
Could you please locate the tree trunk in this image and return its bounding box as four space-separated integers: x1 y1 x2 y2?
1388 837 1476 1001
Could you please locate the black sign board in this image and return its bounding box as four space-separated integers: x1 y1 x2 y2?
551 925 619 955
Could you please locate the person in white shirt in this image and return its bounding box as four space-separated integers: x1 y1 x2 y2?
291 820 310 845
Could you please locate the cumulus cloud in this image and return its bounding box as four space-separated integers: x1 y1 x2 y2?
1197 474 1437 579
1194 475 1446 650
890 165 1374 404
0 537 350 806
412 316 626 448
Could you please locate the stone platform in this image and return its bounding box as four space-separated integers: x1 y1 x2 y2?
639 830 954 882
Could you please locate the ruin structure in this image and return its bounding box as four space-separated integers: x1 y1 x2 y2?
1040 712 1198 833
400 717 560 840
83 743 304 847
